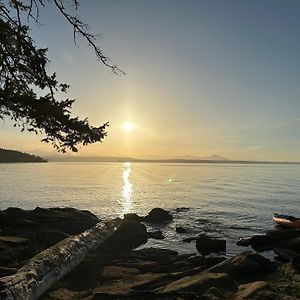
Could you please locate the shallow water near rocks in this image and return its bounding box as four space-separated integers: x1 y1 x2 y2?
0 162 299 255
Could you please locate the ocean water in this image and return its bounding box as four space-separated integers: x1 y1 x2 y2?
0 162 299 255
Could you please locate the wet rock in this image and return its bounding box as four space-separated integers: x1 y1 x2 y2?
144 208 173 223
123 213 143 222
176 226 188 233
238 229 300 250
148 230 165 240
196 234 226 255
237 237 252 247
182 237 197 243
209 251 274 283
158 272 237 294
273 247 297 262
174 207 190 213
102 220 148 251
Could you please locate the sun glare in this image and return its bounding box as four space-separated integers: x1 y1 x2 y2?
122 121 134 131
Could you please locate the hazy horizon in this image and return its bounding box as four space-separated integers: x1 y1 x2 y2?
1 0 300 161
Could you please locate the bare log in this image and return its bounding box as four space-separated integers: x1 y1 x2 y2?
0 219 121 300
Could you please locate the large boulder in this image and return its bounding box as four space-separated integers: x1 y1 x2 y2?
144 208 173 223
209 251 274 283
101 220 148 251
237 229 300 250
196 234 226 255
2 207 100 236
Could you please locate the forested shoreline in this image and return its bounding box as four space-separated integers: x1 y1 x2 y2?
0 148 47 163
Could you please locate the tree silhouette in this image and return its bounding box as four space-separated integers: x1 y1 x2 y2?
0 0 123 152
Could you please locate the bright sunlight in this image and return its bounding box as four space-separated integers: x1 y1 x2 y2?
122 121 134 132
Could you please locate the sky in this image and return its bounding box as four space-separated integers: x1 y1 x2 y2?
1 0 300 161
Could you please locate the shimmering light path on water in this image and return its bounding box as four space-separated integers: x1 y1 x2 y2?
0 162 299 255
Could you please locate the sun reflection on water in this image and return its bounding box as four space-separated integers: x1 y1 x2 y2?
120 162 132 215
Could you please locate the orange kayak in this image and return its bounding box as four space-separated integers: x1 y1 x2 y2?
273 214 300 229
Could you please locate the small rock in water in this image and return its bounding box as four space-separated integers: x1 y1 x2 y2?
148 230 165 240
144 208 173 223
174 207 190 213
176 226 188 234
182 237 197 243
196 234 226 255
123 213 142 222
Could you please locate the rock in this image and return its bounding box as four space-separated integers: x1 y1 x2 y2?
2 207 100 236
102 220 148 251
174 207 190 213
291 255 300 272
128 248 178 260
37 230 69 247
43 288 90 299
273 247 297 262
92 273 168 296
0 236 29 246
209 251 275 283
187 255 205 266
152 265 172 273
279 237 300 252
237 237 252 247
144 208 173 223
148 230 165 240
115 260 159 273
101 265 141 280
157 272 237 294
182 237 197 243
176 226 188 233
196 234 226 255
238 229 300 250
234 281 276 300
123 213 143 222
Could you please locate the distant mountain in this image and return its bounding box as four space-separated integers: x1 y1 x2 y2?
0 148 47 163
174 154 229 161
206 154 229 161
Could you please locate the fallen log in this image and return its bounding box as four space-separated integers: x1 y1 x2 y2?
0 218 121 300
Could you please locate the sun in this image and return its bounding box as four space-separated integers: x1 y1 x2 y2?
122 121 134 131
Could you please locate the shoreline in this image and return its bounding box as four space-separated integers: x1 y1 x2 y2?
0 207 299 299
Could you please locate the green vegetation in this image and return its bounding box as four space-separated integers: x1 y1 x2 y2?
0 0 122 152
270 263 300 298
0 148 46 163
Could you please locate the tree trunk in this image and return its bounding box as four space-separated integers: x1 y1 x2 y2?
0 219 121 300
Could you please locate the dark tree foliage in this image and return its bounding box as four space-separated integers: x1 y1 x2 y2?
0 0 123 152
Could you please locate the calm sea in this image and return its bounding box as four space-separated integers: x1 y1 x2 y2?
0 162 299 255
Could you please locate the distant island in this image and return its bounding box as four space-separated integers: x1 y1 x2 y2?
0 148 47 163
47 155 300 165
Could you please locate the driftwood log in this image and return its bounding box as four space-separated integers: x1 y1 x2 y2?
0 219 121 300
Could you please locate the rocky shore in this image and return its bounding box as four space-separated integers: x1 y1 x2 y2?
0 207 300 299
